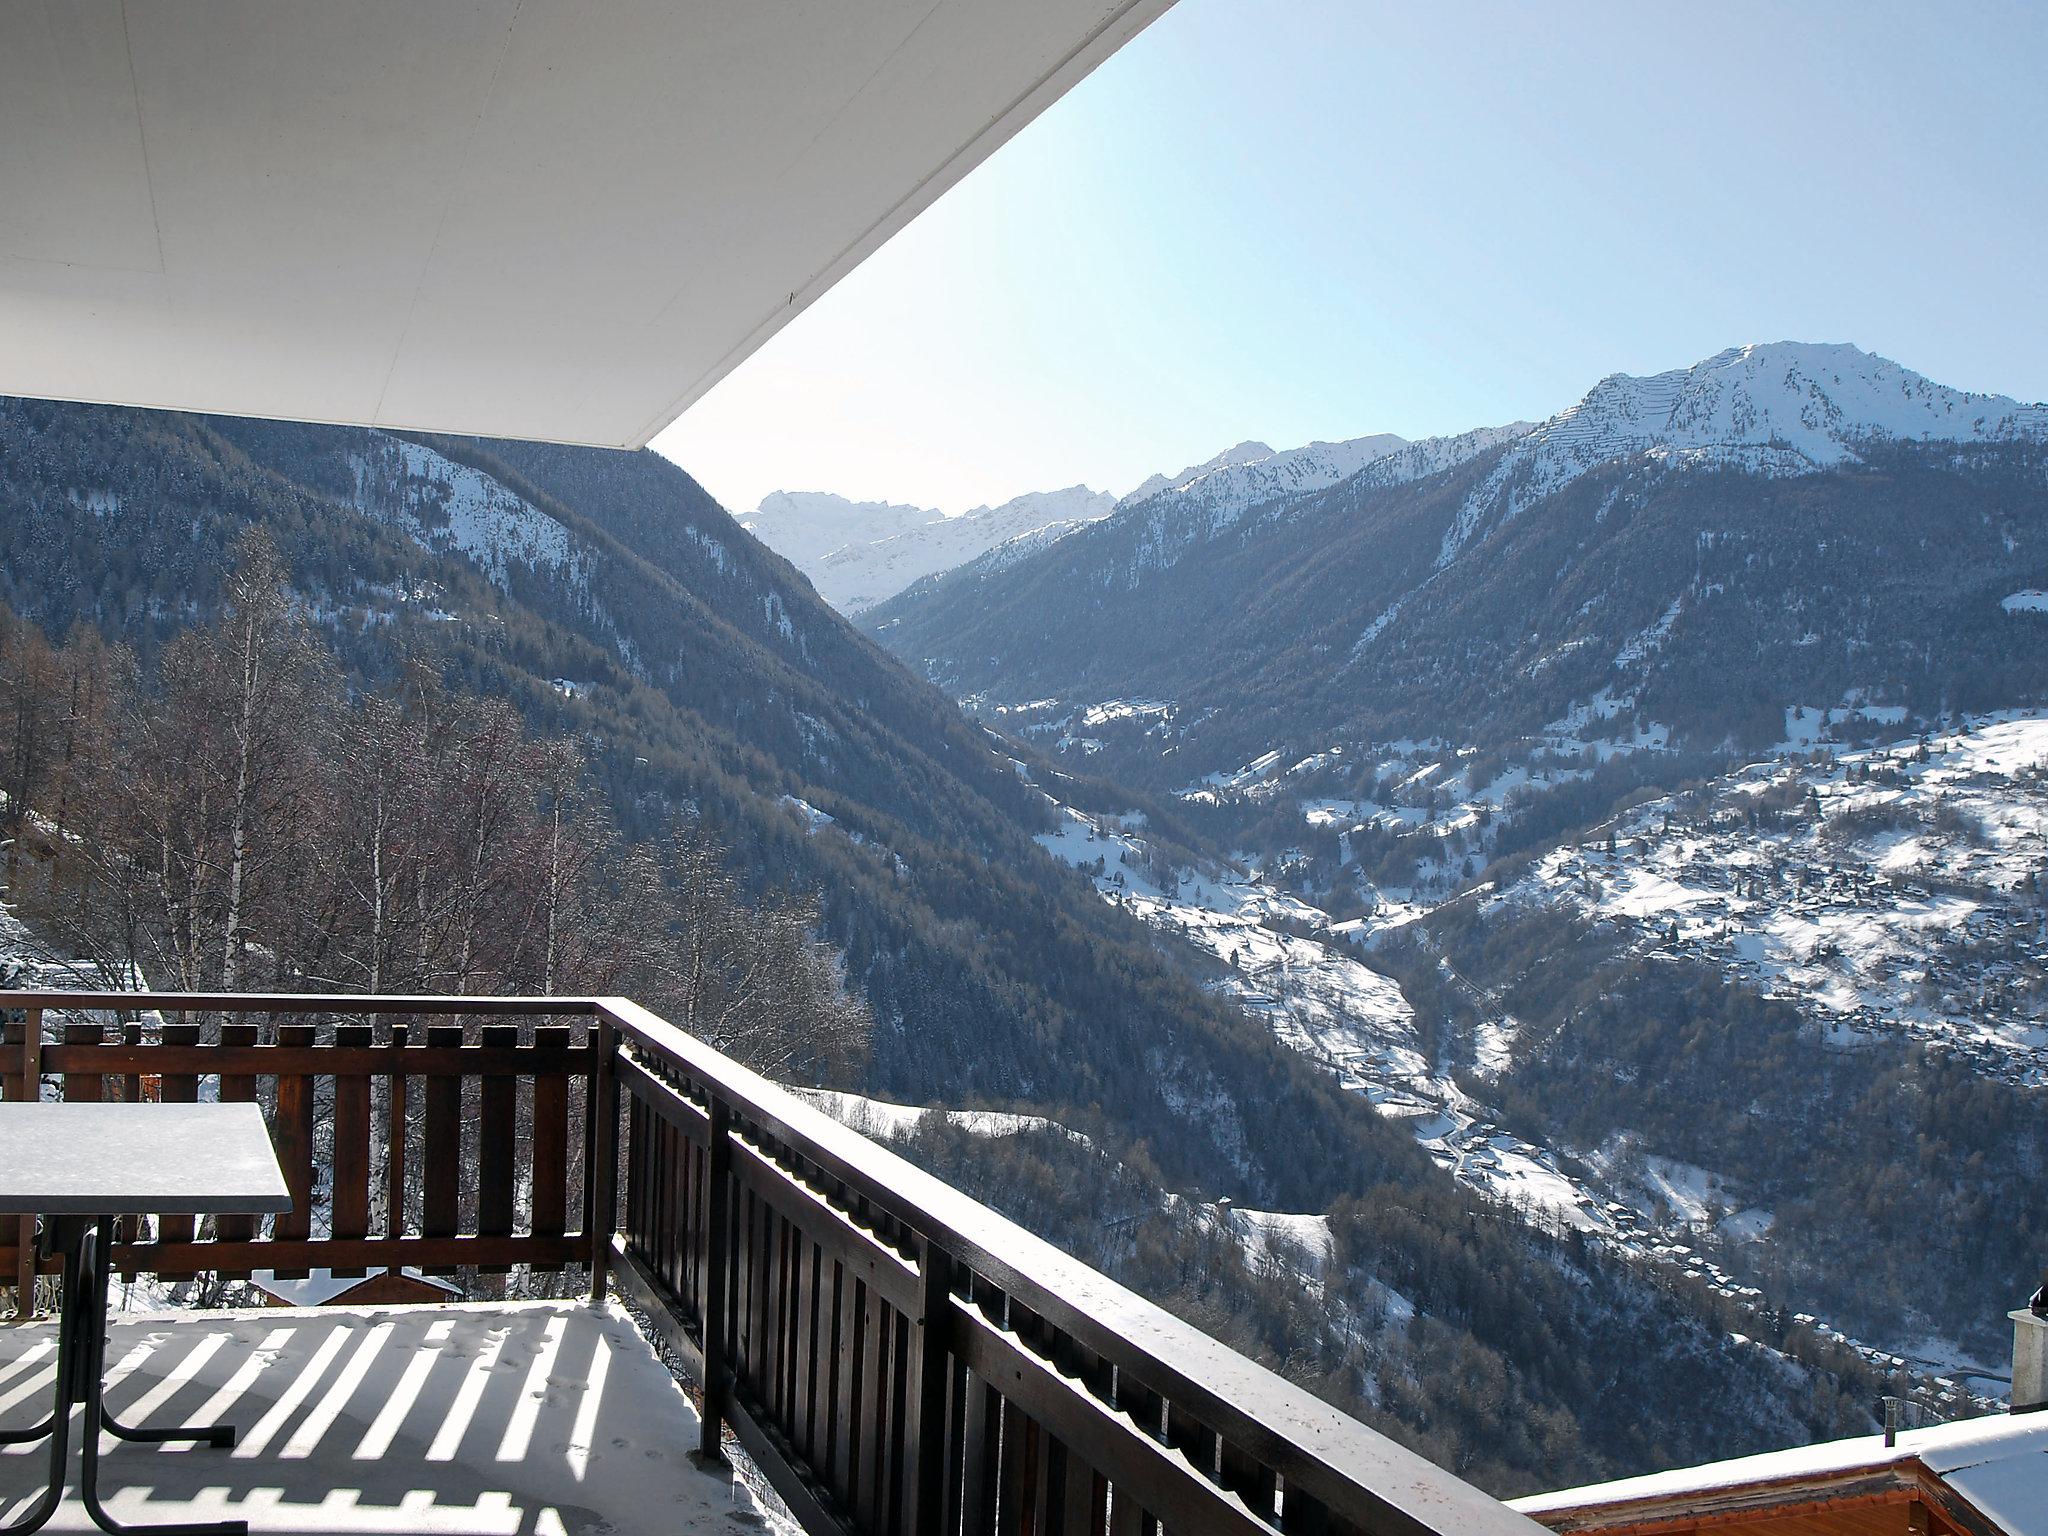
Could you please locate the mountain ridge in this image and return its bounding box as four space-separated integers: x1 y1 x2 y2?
866 342 2048 782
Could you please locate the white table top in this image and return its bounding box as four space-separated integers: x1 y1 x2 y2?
0 1102 292 1215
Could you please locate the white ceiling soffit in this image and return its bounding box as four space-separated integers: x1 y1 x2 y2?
0 0 1171 447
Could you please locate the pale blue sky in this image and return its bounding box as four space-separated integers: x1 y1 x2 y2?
654 0 2048 516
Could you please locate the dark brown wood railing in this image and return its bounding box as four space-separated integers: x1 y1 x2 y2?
0 992 1539 1536
0 995 598 1289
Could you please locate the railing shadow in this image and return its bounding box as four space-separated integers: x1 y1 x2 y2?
0 1302 727 1536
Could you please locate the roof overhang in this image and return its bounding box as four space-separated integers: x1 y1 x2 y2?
0 0 1170 447
1517 1461 2007 1536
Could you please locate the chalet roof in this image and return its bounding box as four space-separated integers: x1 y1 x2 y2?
249 1266 463 1307
1511 1412 2048 1536
0 0 1169 446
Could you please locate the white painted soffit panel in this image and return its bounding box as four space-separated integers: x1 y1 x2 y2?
0 0 1172 447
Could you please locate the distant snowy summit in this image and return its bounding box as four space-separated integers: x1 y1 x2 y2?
1436 341 2048 566
1535 341 2048 470
742 484 1116 612
741 490 939 573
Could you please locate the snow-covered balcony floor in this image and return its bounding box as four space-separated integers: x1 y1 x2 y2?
0 1300 763 1536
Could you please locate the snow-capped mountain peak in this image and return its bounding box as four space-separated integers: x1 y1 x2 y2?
1531 341 2048 469
1436 342 2048 568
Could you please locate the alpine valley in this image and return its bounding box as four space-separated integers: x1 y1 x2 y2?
1 340 2043 1497
849 341 2048 1405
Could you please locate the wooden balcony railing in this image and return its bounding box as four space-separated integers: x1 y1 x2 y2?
0 994 599 1288
0 991 1540 1536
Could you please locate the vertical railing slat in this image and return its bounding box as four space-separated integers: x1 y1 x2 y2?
422 1023 462 1269
766 1202 790 1428
213 1022 260 1273
586 1016 618 1300
386 1022 411 1244
1223 1438 1280 1521
270 1021 316 1279
794 1236 822 1466
7 1009 41 1316
153 1021 200 1265
886 1296 913 1533
659 1113 679 1297
477 1022 518 1278
699 1096 733 1460
331 1022 372 1278
830 1259 858 1505
532 1024 570 1245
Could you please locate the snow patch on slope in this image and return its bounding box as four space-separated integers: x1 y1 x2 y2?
352 439 585 593
798 1089 1086 1146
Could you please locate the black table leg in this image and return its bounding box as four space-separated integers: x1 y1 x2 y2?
0 1412 56 1446
0 1218 244 1536
73 1219 247 1536
0 1221 81 1536
98 1412 235 1451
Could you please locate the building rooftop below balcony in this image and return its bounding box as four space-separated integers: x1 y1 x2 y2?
0 1299 771 1536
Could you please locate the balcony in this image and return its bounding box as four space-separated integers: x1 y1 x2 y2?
0 992 1542 1536
0 1301 739 1535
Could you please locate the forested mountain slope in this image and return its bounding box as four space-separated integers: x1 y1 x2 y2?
0 397 1383 1210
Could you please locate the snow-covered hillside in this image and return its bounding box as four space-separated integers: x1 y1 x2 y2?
741 485 1116 612
351 438 588 594
1349 419 1537 490
1031 789 1617 1229
346 435 804 673
1022 771 1989 1396
1496 713 2048 1088
1438 342 2048 566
